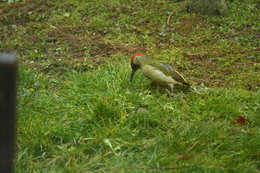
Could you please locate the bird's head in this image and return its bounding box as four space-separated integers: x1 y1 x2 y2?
130 54 145 81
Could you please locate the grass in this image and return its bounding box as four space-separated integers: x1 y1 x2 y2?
1 0 259 172
17 56 259 172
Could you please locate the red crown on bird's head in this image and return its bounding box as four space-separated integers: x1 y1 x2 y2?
131 54 145 62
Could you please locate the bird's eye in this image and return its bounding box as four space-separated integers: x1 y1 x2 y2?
131 63 140 69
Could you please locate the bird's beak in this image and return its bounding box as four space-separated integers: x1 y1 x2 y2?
130 63 139 81
130 69 136 81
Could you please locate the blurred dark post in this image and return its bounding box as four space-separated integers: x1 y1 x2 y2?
0 53 18 173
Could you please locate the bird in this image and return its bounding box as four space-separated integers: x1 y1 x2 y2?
130 54 191 93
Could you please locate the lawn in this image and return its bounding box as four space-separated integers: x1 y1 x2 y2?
0 0 259 172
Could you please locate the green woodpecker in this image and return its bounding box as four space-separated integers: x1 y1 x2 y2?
130 54 190 93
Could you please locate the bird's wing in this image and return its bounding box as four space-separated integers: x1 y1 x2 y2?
141 56 153 60
156 63 190 86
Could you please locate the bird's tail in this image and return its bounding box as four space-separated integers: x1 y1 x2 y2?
183 81 191 86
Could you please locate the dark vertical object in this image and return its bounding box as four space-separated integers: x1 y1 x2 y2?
0 53 18 173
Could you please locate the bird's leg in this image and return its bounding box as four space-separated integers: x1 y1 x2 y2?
166 84 174 96
167 81 183 96
156 84 160 91
169 84 174 93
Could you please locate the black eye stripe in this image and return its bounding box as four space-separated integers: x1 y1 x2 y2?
131 63 139 69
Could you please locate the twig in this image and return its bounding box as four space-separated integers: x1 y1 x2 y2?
20 87 38 107
187 140 199 153
108 165 193 173
108 162 228 173
166 13 174 27
202 162 226 167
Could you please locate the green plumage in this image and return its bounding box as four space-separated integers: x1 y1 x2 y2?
135 56 190 86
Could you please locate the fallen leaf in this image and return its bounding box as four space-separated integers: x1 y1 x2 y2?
63 12 70 17
104 139 114 152
232 115 246 125
136 108 149 114
176 154 190 160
